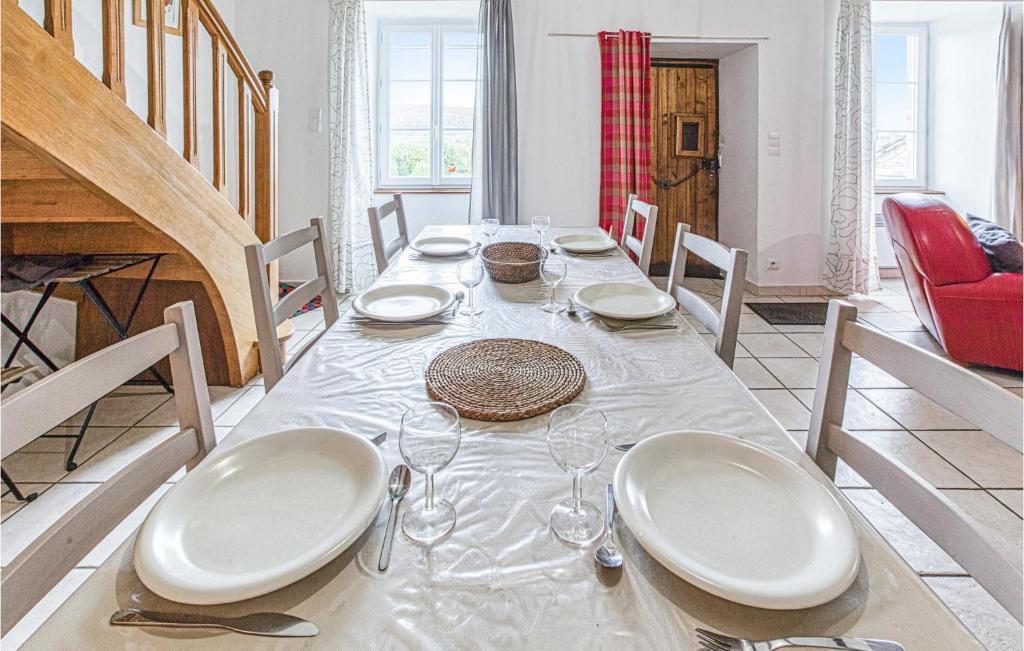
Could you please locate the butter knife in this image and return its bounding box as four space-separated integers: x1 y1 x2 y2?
110 608 318 638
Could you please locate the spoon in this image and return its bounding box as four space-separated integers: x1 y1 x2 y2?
595 484 622 569
450 291 465 318
378 465 412 571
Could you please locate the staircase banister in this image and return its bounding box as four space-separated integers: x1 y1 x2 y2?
193 0 267 113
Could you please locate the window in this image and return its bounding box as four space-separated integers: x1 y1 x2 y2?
377 22 477 189
873 24 928 188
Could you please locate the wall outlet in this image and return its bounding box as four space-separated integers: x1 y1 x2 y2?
766 258 780 271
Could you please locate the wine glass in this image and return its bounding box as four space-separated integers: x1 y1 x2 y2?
532 216 551 247
540 258 567 313
481 218 500 245
547 404 608 545
457 259 484 316
399 402 461 543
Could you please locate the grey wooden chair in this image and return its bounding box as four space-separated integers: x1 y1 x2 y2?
0 301 216 635
245 217 340 392
619 194 659 276
807 299 1023 623
367 193 410 274
667 223 748 368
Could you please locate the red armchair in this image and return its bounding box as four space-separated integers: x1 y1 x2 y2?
881 193 1022 371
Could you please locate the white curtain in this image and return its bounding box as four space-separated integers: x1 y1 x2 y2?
824 0 878 295
993 4 1023 237
328 0 376 293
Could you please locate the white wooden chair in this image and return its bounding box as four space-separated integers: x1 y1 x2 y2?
0 301 216 635
807 300 1024 623
368 193 410 274
667 223 748 368
245 217 340 392
619 194 659 276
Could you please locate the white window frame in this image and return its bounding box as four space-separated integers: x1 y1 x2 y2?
377 20 476 190
873 23 929 189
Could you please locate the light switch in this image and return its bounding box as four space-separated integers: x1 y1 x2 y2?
767 130 781 156
307 107 322 133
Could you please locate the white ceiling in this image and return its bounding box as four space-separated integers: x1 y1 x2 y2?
364 0 478 20
872 1 1007 23
650 41 757 60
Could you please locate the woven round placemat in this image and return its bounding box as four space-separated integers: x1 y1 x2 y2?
425 338 586 422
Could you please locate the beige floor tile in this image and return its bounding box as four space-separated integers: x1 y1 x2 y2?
731 359 783 389
62 427 180 483
1 483 50 521
784 332 824 357
970 366 1024 389
777 296 827 303
792 389 902 430
214 384 267 427
750 389 810 430
78 483 171 568
62 390 172 427
758 357 819 389
988 490 1023 517
842 488 963 574
683 278 723 297
940 490 1023 572
699 334 751 358
925 576 1023 651
838 295 890 312
871 294 915 312
737 333 808 358
736 313 777 334
914 430 1023 489
828 431 976 489
859 388 975 430
138 385 250 426
859 311 925 332
742 293 784 303
1 483 98 566
3 426 128 483
772 324 824 333
847 357 906 388
0 568 93 650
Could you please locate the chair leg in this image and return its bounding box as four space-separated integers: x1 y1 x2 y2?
2 469 37 502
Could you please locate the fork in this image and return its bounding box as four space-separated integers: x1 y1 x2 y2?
597 318 678 332
695 628 905 651
370 432 387 447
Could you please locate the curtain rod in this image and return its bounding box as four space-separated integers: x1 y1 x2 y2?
547 32 770 41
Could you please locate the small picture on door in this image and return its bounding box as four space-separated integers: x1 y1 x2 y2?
673 114 706 158
133 0 183 36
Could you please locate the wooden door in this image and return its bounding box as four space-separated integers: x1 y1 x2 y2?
648 59 719 277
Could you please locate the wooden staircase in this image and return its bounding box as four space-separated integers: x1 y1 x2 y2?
1 0 279 386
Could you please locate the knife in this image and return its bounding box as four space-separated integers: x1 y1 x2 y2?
110 608 318 638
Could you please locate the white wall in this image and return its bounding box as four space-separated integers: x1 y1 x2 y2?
928 4 1002 218
717 45 759 280
514 0 828 288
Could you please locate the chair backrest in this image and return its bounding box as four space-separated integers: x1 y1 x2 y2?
0 301 216 635
367 193 410 274
667 223 748 368
619 194 659 275
807 300 1024 623
245 217 340 391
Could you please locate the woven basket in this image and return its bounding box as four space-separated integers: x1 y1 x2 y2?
481 242 546 284
425 338 586 422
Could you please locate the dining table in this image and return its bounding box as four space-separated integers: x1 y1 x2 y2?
25 225 983 649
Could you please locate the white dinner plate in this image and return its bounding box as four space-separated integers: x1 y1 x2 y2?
613 430 860 610
550 233 618 253
409 235 478 257
353 284 454 322
573 282 675 320
134 427 388 605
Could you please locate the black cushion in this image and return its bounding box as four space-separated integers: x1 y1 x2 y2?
966 214 1023 274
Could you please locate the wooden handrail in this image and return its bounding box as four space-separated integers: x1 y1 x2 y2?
17 0 278 251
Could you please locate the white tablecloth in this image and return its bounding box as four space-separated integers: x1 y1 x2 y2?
27 226 980 650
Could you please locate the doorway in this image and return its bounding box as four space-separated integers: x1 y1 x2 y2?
648 59 720 277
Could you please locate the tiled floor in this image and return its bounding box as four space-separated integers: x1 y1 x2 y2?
1 280 1021 649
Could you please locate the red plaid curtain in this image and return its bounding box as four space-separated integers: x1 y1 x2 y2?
598 30 652 240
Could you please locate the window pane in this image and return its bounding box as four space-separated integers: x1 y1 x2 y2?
444 41 477 79
390 31 431 47
443 131 472 178
875 35 910 83
390 81 431 129
390 46 431 80
443 81 475 129
875 132 917 180
875 83 916 131
389 131 431 178
444 31 478 48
